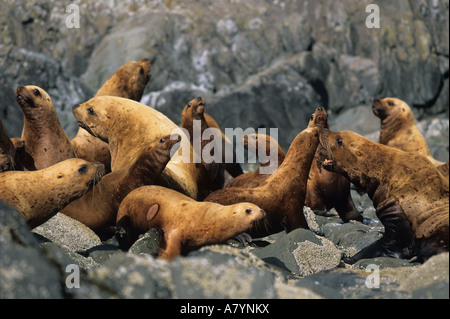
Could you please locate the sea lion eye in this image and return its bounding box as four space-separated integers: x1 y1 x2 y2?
78 165 88 174
387 101 395 107
310 114 314 120
32 89 40 97
187 103 191 108
336 138 343 147
160 137 166 143
57 174 63 179
245 208 252 214
87 107 95 115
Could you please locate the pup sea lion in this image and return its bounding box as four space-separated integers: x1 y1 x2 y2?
61 134 181 237
224 133 285 188
305 107 362 222
204 125 320 238
0 118 15 172
116 185 266 261
372 97 446 169
0 159 105 228
181 96 224 197
71 59 152 173
72 96 201 199
318 130 449 263
15 85 76 170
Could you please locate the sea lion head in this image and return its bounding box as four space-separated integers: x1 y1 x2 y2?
228 203 266 232
52 158 105 190
372 97 414 123
181 96 205 122
95 59 151 101
152 133 182 163
318 129 366 180
308 106 329 129
15 85 54 118
72 99 111 143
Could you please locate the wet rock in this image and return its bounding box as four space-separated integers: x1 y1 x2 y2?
128 228 161 256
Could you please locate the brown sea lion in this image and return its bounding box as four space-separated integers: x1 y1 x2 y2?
318 129 449 263
224 133 285 188
305 107 363 222
181 104 243 179
72 96 202 199
437 160 449 180
15 85 76 170
115 185 266 261
372 97 446 169
61 134 181 237
71 59 152 173
181 96 224 197
0 159 105 228
204 125 321 238
0 118 15 172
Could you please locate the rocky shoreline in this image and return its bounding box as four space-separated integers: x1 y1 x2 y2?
1 187 448 299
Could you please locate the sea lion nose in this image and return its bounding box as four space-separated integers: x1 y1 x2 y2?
72 104 80 110
318 106 323 111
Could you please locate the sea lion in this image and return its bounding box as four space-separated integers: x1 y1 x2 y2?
181 102 243 179
204 125 321 238
372 97 446 169
115 185 266 261
72 96 202 199
181 96 224 197
0 118 15 172
318 129 449 263
305 107 363 222
71 59 152 173
437 160 449 180
0 158 105 228
15 85 76 170
61 134 181 237
224 133 285 188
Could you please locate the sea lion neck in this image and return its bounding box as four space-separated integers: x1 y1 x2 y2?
379 112 415 145
266 129 319 192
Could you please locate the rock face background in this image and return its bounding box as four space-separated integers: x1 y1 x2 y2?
0 0 449 300
0 0 448 154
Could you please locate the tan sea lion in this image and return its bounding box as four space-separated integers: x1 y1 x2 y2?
15 85 76 170
204 125 321 238
61 134 181 238
181 96 224 197
71 59 152 173
72 96 202 199
0 158 105 228
0 118 15 172
224 133 285 188
372 97 446 170
318 129 449 263
115 185 266 261
305 107 363 222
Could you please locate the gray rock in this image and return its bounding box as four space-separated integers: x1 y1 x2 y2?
171 247 279 298
0 201 64 299
87 253 174 299
128 228 161 256
251 228 342 276
33 213 102 252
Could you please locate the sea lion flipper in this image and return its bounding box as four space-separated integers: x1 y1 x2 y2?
147 204 159 222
